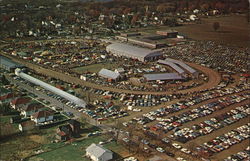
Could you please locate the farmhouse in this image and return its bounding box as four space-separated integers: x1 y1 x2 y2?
86 143 113 161
106 43 163 62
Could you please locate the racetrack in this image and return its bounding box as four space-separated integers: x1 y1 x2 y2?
0 50 221 95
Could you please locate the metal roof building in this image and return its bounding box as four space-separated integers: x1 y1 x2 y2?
157 60 185 74
106 43 163 62
15 69 86 108
0 56 23 71
144 73 183 81
165 58 197 74
86 143 113 161
98 68 120 80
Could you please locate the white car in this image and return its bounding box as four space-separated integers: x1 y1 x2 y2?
181 148 191 154
176 157 187 161
172 143 182 149
156 147 165 153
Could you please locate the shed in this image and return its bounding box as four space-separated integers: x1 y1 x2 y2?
98 68 120 81
86 143 113 161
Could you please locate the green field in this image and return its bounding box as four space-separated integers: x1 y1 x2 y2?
28 136 122 161
73 63 118 74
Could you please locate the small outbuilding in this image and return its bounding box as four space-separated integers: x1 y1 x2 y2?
86 143 113 161
98 68 120 81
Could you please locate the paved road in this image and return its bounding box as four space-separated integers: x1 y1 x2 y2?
5 74 112 131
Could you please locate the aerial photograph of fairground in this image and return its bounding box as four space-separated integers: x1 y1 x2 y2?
0 0 249 161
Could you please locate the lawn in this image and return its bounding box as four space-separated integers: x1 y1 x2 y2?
73 63 118 74
28 136 105 161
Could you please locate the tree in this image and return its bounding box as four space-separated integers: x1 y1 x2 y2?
213 22 220 31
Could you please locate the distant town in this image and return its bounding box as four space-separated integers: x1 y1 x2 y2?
0 0 249 161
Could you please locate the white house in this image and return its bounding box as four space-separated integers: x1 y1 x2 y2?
31 110 54 124
86 143 113 161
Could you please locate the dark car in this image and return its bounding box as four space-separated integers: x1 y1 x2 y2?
165 152 175 157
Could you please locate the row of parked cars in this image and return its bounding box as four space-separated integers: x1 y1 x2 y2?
224 146 250 161
173 104 249 143
125 83 249 124
196 123 250 156
164 41 248 74
129 92 248 128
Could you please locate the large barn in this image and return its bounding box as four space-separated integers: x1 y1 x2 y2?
106 43 163 62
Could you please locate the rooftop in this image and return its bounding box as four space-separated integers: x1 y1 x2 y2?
107 43 162 58
165 58 197 74
98 68 120 80
144 73 183 81
158 60 185 74
86 143 112 158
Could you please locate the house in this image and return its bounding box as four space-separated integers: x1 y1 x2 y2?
19 121 36 132
10 97 31 110
56 124 72 141
86 143 113 161
20 103 44 117
69 119 81 137
31 110 54 124
56 119 81 141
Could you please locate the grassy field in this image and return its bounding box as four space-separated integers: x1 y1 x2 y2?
28 136 125 161
73 63 118 74
138 14 249 47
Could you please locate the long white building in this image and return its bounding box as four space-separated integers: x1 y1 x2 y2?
106 43 163 62
15 68 86 108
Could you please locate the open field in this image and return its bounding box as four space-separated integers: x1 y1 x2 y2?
139 14 249 47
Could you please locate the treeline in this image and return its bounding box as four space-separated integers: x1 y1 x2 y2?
81 0 249 16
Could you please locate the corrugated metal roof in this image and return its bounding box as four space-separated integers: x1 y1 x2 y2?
86 143 112 158
0 56 22 69
15 70 86 107
165 58 196 74
157 60 185 74
98 68 120 80
106 43 162 58
144 73 183 81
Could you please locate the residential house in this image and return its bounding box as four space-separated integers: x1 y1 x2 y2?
10 97 31 110
69 119 81 137
19 121 36 132
56 124 72 141
20 103 44 118
86 143 113 161
31 110 54 124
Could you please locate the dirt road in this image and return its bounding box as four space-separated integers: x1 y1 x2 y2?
0 52 221 95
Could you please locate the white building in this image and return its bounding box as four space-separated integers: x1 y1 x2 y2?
86 143 113 161
98 68 120 81
106 43 163 62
